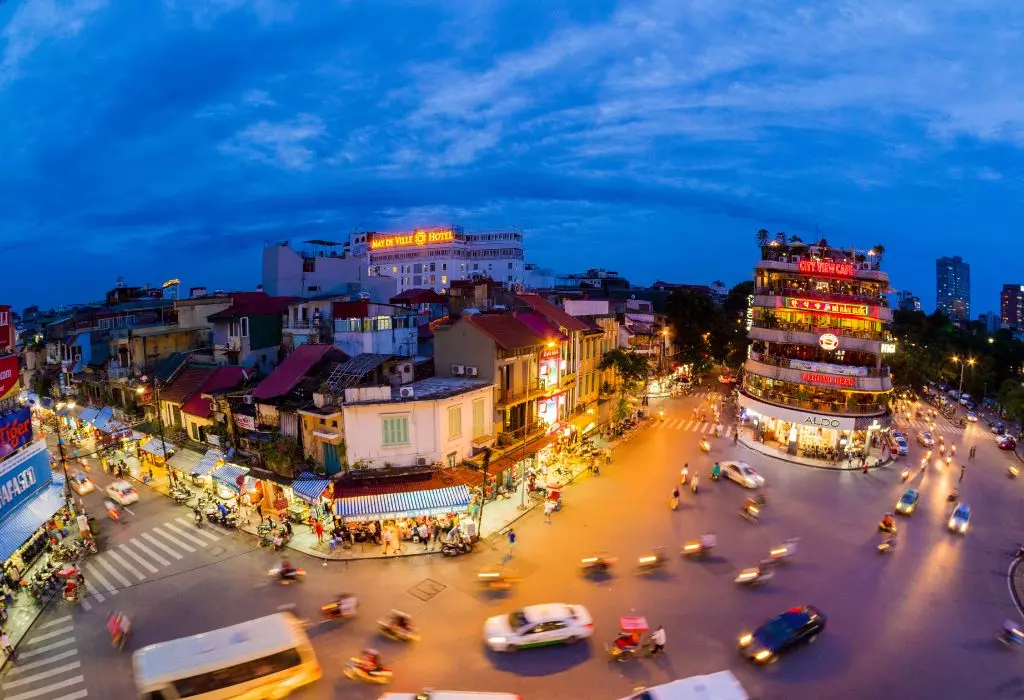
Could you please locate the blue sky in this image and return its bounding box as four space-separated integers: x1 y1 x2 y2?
1 1 1021 314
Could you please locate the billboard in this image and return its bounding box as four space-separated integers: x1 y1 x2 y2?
369 228 455 251
0 405 33 460
0 441 52 522
0 354 19 401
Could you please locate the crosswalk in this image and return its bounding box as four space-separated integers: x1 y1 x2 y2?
76 516 225 612
2 615 87 700
653 417 737 436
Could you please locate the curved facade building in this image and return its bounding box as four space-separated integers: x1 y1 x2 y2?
739 241 893 459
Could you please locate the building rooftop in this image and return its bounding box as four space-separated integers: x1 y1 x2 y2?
206 292 296 320
184 366 251 418
346 376 490 406
515 293 591 332
390 288 447 305
161 366 218 404
465 313 545 351
253 344 344 402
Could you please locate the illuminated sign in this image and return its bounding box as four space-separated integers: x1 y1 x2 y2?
819 333 839 351
0 355 18 401
369 228 455 251
790 359 866 377
0 441 51 518
798 259 855 277
801 372 856 388
745 294 754 331
880 342 897 354
784 297 869 317
0 406 33 459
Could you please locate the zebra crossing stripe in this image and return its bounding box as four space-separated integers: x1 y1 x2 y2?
80 598 92 611
163 521 211 548
105 550 146 582
3 648 77 676
118 542 160 573
153 525 197 552
22 625 75 645
84 564 119 595
6 675 85 700
14 637 75 659
36 616 72 629
2 662 82 690
141 532 184 560
130 537 171 566
94 556 134 588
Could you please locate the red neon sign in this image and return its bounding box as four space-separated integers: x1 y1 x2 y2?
801 372 856 388
798 259 855 277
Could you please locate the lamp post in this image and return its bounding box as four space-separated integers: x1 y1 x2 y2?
54 400 74 503
138 376 173 487
951 355 975 400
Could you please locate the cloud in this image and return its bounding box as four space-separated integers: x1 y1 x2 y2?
0 0 108 85
219 113 327 170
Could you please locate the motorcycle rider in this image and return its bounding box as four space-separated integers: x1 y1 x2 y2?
217 502 229 521
881 513 895 531
613 630 640 651
711 462 721 480
355 648 385 674
389 610 413 633
698 533 717 550
690 473 699 493
1003 620 1024 644
279 559 297 580
338 593 357 616
680 464 689 484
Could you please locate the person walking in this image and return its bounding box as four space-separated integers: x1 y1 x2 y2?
314 519 324 545
650 625 666 656
418 522 429 549
960 465 966 483
2 628 15 660
543 499 554 524
733 430 739 445
255 502 264 524
430 520 441 550
382 528 393 556
506 528 516 559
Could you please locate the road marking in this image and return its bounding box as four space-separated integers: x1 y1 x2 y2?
4 649 78 676
36 616 72 629
23 625 75 645
1 662 82 690
84 564 119 595
45 691 88 700
93 556 134 588
142 531 185 559
102 551 145 583
163 521 209 547
175 517 222 542
152 525 196 552
129 537 172 566
683 420 694 431
80 598 92 611
118 543 159 573
6 675 85 700
15 638 75 659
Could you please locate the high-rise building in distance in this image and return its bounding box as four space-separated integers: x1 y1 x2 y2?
895 290 921 312
936 256 970 322
1001 284 1024 330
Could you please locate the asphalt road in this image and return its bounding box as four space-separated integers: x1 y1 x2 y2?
4 391 1024 700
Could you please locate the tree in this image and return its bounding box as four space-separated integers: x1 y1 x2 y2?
773 231 787 245
997 380 1024 426
755 228 770 248
789 234 803 243
871 244 885 265
599 348 652 395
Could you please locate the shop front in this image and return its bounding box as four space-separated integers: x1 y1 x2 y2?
738 393 888 460
1 441 70 582
333 484 472 541
288 472 333 524
537 392 567 428
210 462 256 503
137 437 177 485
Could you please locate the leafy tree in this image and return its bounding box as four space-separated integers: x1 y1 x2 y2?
598 348 652 395
755 228 770 248
997 379 1024 425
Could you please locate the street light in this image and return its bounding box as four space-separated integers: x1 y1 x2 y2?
951 356 975 399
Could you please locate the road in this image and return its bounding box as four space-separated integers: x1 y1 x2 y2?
4 390 1023 700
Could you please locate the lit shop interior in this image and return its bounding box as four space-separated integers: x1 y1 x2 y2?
741 400 887 459
742 373 889 416
751 307 888 339
755 269 887 299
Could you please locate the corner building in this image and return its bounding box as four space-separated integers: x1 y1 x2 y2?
739 241 893 459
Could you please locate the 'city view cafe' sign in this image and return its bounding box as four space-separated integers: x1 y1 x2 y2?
370 228 455 251
797 259 855 277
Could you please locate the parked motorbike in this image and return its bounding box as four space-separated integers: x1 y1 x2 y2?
172 488 192 505
440 540 474 557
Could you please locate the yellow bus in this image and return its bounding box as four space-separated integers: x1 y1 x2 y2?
132 612 321 699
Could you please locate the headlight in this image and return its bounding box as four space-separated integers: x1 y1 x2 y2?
754 650 772 661
488 636 507 645
739 633 753 646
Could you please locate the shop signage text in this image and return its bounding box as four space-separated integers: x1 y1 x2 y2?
0 406 33 458
0 354 19 401
798 259 855 277
805 416 843 428
745 294 754 331
818 333 840 351
784 297 869 317
370 228 455 251
0 441 52 521
790 359 867 377
801 372 856 388
235 414 256 431
880 342 897 354
737 392 857 431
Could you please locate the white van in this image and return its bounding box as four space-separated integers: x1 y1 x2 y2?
379 693 521 700
619 671 749 700
133 612 320 699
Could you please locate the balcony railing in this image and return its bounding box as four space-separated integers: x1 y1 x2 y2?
741 385 888 416
748 351 890 378
497 379 545 406
752 320 892 342
755 286 890 308
108 366 133 380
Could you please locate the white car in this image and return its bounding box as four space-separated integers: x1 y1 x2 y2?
891 431 906 441
70 471 95 495
720 461 765 489
893 439 909 456
105 480 139 506
917 431 934 447
483 603 593 652
966 412 978 422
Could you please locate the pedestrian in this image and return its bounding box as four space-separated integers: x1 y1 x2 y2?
506 528 516 559
417 522 429 549
544 499 554 524
314 519 324 544
382 528 393 555
368 520 378 545
960 465 966 483
255 502 264 524
733 430 739 445
1 629 14 660
650 625 666 655
283 520 292 538
862 460 869 474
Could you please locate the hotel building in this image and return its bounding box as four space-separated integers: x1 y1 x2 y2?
361 227 525 295
739 240 894 459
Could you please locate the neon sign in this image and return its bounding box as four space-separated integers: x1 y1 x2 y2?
818 333 839 351
370 229 455 251
801 372 856 388
784 297 868 317
798 259 855 277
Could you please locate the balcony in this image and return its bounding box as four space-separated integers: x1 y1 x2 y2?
285 319 313 329
752 293 892 322
108 366 133 381
748 325 890 355
744 355 892 392
496 379 545 407
741 384 888 416
755 255 888 284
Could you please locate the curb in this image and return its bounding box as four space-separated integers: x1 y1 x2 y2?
0 587 58 674
1009 556 1024 618
738 435 893 472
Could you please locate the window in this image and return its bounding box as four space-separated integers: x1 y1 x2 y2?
382 415 410 446
472 398 485 438
447 451 457 467
442 263 447 271
508 262 514 269
172 649 302 698
448 406 462 439
441 275 448 284
190 423 200 441
240 317 249 337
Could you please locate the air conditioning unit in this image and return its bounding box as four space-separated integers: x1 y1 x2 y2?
242 395 254 404
416 457 428 467
399 387 415 398
465 366 479 377
451 364 465 375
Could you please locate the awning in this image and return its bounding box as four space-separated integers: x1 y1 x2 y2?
211 463 251 493
0 478 67 562
167 448 205 473
140 438 176 457
193 449 226 477
91 407 114 430
99 420 132 437
334 485 471 522
78 406 99 424
291 472 331 504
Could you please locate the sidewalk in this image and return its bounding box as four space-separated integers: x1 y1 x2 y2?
738 429 893 471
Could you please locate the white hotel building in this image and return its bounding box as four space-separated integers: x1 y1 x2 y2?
356 227 526 294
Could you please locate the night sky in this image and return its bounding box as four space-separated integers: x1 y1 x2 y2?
2 1 1020 314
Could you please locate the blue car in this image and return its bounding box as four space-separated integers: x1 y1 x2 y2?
947 503 971 534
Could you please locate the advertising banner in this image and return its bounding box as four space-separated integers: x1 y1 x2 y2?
790 359 868 377
0 405 33 459
783 297 869 317
0 441 53 523
0 354 19 401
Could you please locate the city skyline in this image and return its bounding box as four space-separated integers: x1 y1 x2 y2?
2 2 1021 314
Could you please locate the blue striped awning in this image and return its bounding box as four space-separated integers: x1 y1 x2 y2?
0 478 67 563
140 438 176 457
78 406 99 424
333 485 471 522
193 449 226 477
291 472 331 504
211 463 250 492
91 407 114 429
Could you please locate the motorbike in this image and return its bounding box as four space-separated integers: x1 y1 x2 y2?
699 438 711 453
900 468 911 482
681 538 715 558
580 555 617 576
476 569 515 591
193 509 204 528
1009 465 1020 479
734 565 774 586
606 638 653 661
998 624 1024 648
377 619 420 642
635 549 667 574
267 566 306 584
767 539 798 564
441 539 474 557
877 538 897 554
321 597 358 620
878 519 898 534
740 503 760 524
344 658 393 684
947 489 959 502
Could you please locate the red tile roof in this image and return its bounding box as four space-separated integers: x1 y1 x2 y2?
465 313 545 351
253 344 338 401
332 467 484 499
182 366 251 418
161 367 217 404
390 288 446 305
514 311 568 343
207 292 296 321
332 300 369 318
516 293 590 332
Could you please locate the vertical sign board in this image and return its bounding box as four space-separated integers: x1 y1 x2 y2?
0 354 19 401
0 405 33 460
0 441 52 524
